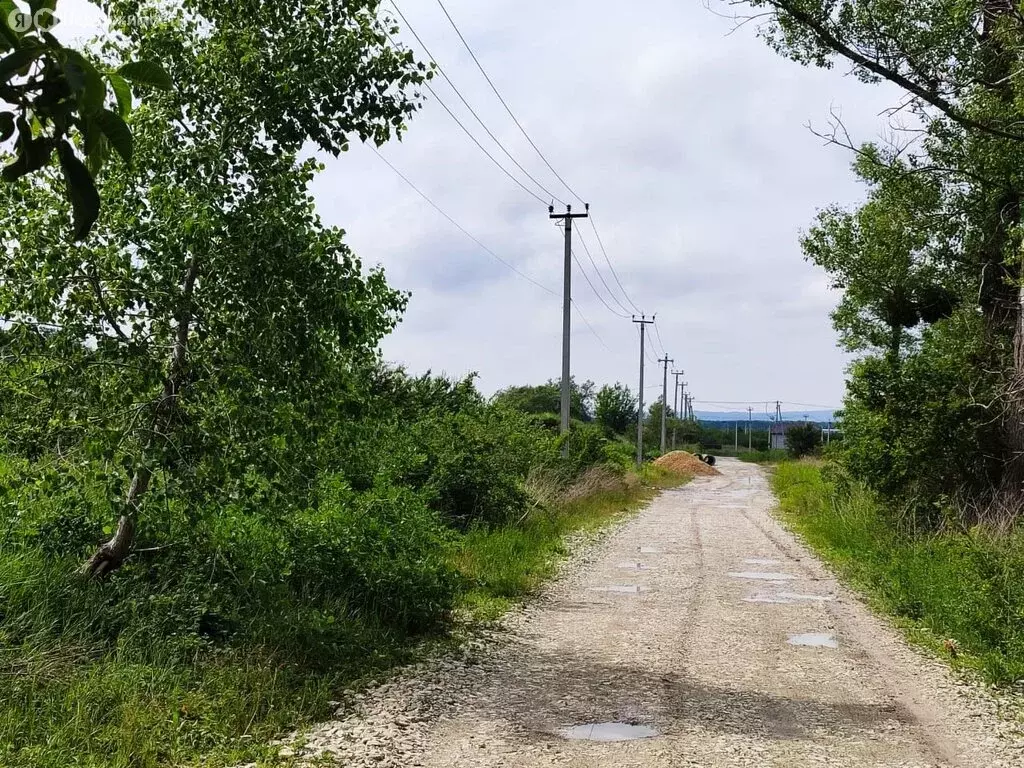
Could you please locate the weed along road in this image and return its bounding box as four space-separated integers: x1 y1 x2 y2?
295 459 1022 767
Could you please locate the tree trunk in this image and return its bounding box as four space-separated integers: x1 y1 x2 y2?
81 258 199 578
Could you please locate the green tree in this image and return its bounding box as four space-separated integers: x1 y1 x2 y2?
492 378 594 422
786 423 821 459
744 0 1024 519
802 148 959 364
0 0 429 574
594 382 636 435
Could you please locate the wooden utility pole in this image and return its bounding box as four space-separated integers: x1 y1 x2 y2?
549 204 589 454
632 315 655 467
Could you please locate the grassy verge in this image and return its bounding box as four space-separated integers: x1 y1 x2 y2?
739 449 789 464
0 465 688 768
771 462 1024 685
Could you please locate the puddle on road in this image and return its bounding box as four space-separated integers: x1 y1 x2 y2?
744 558 781 566
589 585 645 594
778 592 835 602
616 561 653 571
788 633 838 649
743 594 796 604
559 722 659 742
728 571 797 581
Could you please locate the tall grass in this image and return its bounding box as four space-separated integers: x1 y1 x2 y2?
739 448 789 464
772 462 1024 685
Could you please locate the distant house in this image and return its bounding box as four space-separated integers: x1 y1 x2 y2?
769 422 789 450
770 421 838 449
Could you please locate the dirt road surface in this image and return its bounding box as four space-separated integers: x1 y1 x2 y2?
295 459 1024 767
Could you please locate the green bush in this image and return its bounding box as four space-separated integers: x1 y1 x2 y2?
785 423 821 458
288 479 458 633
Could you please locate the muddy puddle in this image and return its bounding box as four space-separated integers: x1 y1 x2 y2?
788 632 838 648
559 722 659 741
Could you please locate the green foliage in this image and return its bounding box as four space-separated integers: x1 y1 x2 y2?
749 0 1024 527
785 423 821 458
288 480 458 634
403 404 555 529
491 377 595 422
594 382 636 434
837 310 1004 526
773 462 1024 685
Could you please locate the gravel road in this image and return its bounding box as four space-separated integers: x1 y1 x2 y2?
293 458 1024 766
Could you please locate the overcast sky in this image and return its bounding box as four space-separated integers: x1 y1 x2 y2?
57 0 905 412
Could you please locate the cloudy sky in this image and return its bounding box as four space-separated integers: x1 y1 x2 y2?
58 0 904 412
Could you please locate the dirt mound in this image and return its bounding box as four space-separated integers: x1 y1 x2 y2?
654 451 721 477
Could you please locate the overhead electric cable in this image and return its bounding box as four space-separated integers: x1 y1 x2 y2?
652 321 668 356
383 28 547 206
390 1 564 205
574 222 632 316
371 147 556 295
588 216 642 315
571 248 630 319
433 0 586 205
572 300 611 352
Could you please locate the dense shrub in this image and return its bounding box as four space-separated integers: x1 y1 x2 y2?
288 479 458 633
838 311 1004 527
786 423 821 458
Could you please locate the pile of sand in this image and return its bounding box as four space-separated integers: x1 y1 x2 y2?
653 451 721 477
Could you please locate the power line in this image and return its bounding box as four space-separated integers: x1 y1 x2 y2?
643 326 659 365
384 25 548 207
574 222 632 316
571 247 630 319
572 300 611 352
433 0 586 205
371 147 556 295
390 2 563 206
652 320 668 356
693 399 840 410
588 215 642 315
550 220 627 320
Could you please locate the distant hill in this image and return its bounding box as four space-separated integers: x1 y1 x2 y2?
694 410 837 424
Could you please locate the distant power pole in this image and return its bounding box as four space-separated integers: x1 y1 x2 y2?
632 315 655 467
671 369 684 450
747 406 753 451
549 203 589 454
735 419 738 451
658 355 673 454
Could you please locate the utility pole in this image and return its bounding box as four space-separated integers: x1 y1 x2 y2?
549 203 589 454
632 315 655 467
658 355 673 454
671 369 684 450
747 406 753 451
735 419 738 452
